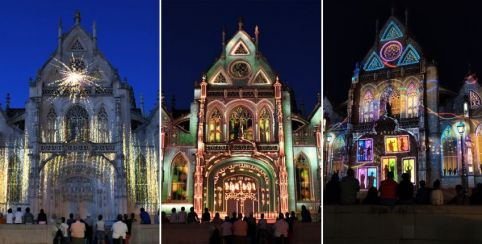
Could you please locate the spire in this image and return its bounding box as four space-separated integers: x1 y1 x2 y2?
171 94 176 113
238 17 244 31
317 93 321 104
93 20 97 39
375 19 379 43
405 8 409 27
255 25 260 58
391 6 395 16
74 10 81 25
221 26 226 59
140 94 145 116
58 18 63 54
6 93 10 110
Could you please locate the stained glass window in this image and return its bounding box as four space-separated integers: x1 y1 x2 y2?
97 107 109 142
234 43 249 54
46 106 56 142
402 158 416 183
332 136 346 175
253 72 268 84
296 154 311 201
442 128 458 176
7 156 21 203
259 108 270 142
208 109 222 142
476 128 482 172
135 155 148 203
230 62 250 79
381 157 397 180
361 90 375 122
470 90 481 109
358 167 378 189
381 86 401 116
66 105 89 141
407 83 418 118
171 154 188 201
229 106 253 140
384 135 410 153
214 72 227 84
357 139 373 162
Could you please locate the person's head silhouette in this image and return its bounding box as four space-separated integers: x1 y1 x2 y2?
387 171 394 180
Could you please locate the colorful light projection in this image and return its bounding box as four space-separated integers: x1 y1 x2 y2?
357 139 373 162
357 167 377 189
380 40 403 68
382 156 397 180
402 158 415 183
384 135 410 153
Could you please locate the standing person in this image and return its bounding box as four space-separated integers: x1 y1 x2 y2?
139 208 151 224
6 208 14 224
324 173 341 204
24 207 35 224
202 208 211 222
169 208 178 224
124 214 132 244
448 185 470 205
154 210 160 224
70 214 86 244
14 207 23 224
161 212 169 224
232 213 248 244
85 214 94 244
415 180 431 204
431 179 444 205
111 214 128 244
339 168 360 204
209 213 222 244
379 171 398 206
0 213 5 224
247 213 256 244
60 217 69 244
229 212 237 224
187 207 200 224
67 213 75 227
95 215 105 244
178 207 187 224
300 205 312 223
273 213 289 244
397 173 414 204
285 212 293 243
257 213 268 244
52 218 64 244
220 216 233 244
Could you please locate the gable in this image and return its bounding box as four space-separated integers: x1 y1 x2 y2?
363 52 384 71
397 44 420 66
380 20 403 42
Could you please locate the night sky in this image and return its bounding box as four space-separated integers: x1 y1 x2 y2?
0 0 159 111
162 0 321 116
325 0 482 111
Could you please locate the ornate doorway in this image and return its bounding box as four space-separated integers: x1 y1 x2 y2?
223 175 258 215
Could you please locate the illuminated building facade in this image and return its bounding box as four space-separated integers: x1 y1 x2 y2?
161 20 322 217
0 12 159 219
325 14 482 190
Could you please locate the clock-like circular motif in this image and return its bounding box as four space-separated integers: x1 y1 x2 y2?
380 40 403 62
229 61 251 79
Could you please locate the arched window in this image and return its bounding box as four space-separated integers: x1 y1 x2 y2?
361 90 375 122
442 127 458 176
476 126 482 173
407 83 418 118
229 106 254 140
135 155 148 203
295 154 311 201
331 136 346 176
66 105 89 141
7 156 21 203
208 109 222 142
171 154 188 201
381 86 401 116
97 107 109 142
470 90 481 109
46 106 56 142
259 108 271 142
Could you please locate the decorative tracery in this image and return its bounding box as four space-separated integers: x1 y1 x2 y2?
295 154 311 201
135 155 148 203
361 90 375 122
407 83 418 117
208 109 223 142
171 154 188 201
65 105 89 141
46 106 57 142
229 106 254 140
470 90 481 109
259 107 271 142
7 156 21 203
381 86 401 116
97 107 109 142
442 127 458 176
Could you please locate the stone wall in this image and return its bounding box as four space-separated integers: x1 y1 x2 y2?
0 224 159 244
161 222 320 244
324 205 482 244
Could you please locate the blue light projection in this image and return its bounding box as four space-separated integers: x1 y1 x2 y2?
397 44 420 66
380 21 403 42
363 52 384 71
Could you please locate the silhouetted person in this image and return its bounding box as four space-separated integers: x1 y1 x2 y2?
233 213 248 243
37 209 47 224
209 213 222 244
257 213 268 244
448 184 470 205
363 187 380 204
340 168 360 204
221 216 233 244
124 213 132 242
140 208 151 224
247 212 256 244
187 207 199 223
161 212 169 224
202 208 211 222
23 207 34 224
273 213 289 244
431 179 444 205
397 173 414 204
470 183 482 204
301 205 312 223
67 213 75 227
415 180 431 204
230 212 237 223
324 173 340 204
379 171 398 205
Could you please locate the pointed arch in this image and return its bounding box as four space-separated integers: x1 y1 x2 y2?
97 106 110 142
229 106 254 141
380 85 401 116
360 89 376 122
258 106 271 142
46 106 57 142
7 156 21 203
171 153 189 201
135 155 149 203
441 126 458 176
295 153 312 201
230 39 251 55
470 90 481 109
65 105 89 141
406 82 419 118
208 108 223 142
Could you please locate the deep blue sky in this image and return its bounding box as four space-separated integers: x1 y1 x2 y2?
0 0 159 111
162 0 321 116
